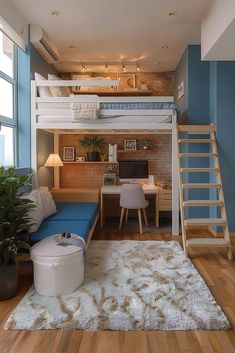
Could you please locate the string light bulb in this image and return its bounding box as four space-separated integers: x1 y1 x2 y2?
136 63 140 72
81 64 85 73
122 64 126 72
105 64 108 73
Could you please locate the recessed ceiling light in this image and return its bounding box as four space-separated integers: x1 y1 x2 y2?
168 11 178 17
161 45 169 49
52 10 60 16
68 45 75 49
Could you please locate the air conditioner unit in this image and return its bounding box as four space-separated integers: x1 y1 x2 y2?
30 24 59 63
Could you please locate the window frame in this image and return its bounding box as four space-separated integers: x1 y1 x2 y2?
0 33 18 167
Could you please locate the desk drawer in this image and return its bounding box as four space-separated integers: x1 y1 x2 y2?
159 200 172 211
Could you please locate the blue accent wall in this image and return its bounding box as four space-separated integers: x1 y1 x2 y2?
209 62 235 231
17 45 31 169
30 45 57 79
17 44 57 172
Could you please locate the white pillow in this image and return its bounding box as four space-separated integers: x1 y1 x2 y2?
21 190 44 232
48 74 70 97
38 186 57 218
34 72 52 97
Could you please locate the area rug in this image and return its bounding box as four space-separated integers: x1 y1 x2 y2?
5 241 230 331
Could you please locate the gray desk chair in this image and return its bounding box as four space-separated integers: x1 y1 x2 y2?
119 184 149 234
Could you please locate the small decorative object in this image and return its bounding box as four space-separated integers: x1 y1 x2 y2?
0 167 34 300
103 173 116 185
177 81 184 101
100 153 108 162
124 139 137 150
63 146 75 161
76 157 85 162
79 136 104 161
103 164 117 185
141 139 150 150
117 74 136 91
108 144 117 162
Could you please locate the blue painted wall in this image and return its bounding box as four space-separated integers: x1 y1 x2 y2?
17 44 57 171
30 45 57 79
209 62 235 230
175 45 210 218
17 45 31 169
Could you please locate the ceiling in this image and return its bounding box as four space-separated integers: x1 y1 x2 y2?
11 0 214 73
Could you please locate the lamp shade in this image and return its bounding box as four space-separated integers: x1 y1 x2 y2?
44 154 64 167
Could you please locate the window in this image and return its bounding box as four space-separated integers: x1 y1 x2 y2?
0 31 17 167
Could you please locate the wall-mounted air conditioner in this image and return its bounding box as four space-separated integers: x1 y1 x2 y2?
30 24 59 63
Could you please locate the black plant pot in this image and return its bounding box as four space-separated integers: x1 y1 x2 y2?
0 263 17 301
87 151 99 161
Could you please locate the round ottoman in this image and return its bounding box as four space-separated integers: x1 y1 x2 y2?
31 235 84 296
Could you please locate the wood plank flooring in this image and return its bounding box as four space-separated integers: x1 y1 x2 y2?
1 228 235 353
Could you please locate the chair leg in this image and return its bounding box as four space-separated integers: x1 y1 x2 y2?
142 208 148 226
138 209 143 234
119 208 125 230
125 209 129 224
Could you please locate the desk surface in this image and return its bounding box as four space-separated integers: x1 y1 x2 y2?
101 184 159 194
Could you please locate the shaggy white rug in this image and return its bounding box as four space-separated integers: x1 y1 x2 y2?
5 241 230 331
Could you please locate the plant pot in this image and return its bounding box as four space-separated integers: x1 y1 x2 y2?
87 151 99 161
0 263 17 300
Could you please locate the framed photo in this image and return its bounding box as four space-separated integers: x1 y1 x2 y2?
177 81 184 101
103 173 116 185
124 139 137 150
63 146 75 161
117 74 136 91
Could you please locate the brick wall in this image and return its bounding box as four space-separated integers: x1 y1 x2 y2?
59 133 171 188
59 72 174 96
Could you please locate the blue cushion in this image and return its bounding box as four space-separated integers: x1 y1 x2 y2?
31 220 91 244
48 202 98 227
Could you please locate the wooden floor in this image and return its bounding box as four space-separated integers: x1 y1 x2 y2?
1 228 235 353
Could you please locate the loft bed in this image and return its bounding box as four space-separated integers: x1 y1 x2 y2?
31 78 179 235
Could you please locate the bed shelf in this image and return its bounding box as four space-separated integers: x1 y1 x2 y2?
63 161 118 164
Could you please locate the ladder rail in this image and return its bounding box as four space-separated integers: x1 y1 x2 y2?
210 130 233 259
176 127 188 255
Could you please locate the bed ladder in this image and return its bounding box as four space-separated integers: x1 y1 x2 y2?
177 124 233 260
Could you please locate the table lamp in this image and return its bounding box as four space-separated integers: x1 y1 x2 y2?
44 154 64 189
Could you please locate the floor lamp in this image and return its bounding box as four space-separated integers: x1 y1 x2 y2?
44 154 64 189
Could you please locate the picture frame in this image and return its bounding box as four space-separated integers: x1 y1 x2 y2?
103 173 116 185
124 139 137 150
177 81 184 101
117 74 136 91
63 146 75 161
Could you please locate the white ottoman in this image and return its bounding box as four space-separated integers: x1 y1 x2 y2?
31 235 84 296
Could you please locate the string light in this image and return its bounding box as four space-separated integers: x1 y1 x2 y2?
105 64 108 73
122 64 126 72
81 64 85 73
136 63 140 72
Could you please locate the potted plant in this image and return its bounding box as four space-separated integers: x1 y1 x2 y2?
79 136 104 161
141 139 150 150
0 167 35 300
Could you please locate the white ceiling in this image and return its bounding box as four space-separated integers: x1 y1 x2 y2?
11 0 214 72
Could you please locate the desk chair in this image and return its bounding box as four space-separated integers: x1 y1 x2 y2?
119 184 149 234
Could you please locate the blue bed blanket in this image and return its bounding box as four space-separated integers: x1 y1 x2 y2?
99 102 179 112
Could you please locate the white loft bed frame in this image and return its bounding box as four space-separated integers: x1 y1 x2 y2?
31 79 179 235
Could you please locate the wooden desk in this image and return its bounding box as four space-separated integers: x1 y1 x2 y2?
100 185 159 228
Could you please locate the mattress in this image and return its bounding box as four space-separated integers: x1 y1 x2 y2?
37 115 172 123
37 101 179 111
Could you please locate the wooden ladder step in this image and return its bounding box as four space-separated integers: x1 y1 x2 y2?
184 218 227 227
180 168 219 173
182 183 220 189
183 200 223 207
179 139 216 144
178 125 216 132
179 153 217 158
186 238 230 248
